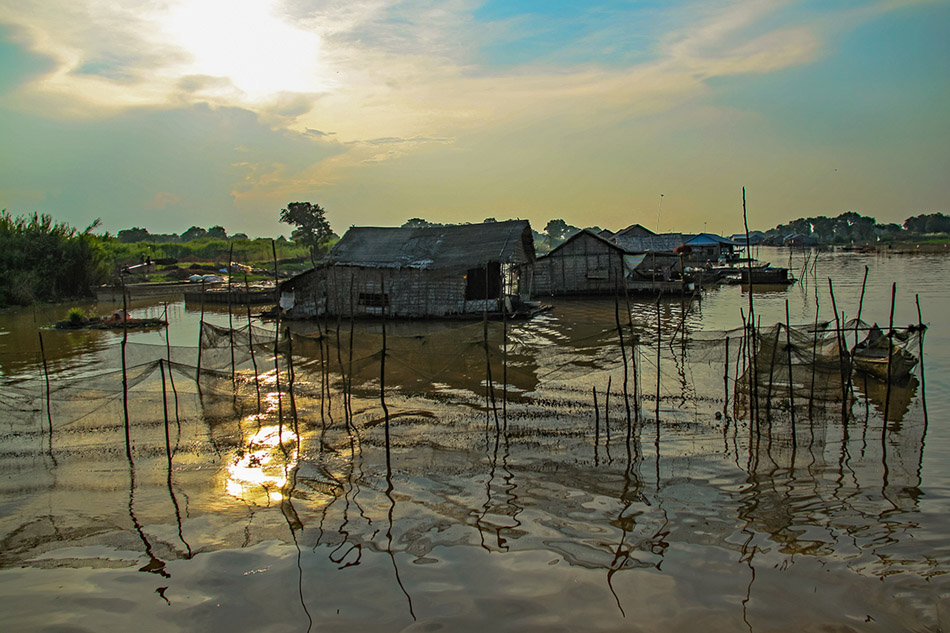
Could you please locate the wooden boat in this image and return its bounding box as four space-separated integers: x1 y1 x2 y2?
852 324 918 381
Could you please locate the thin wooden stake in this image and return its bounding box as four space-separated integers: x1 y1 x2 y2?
723 335 730 421
593 386 600 464
286 327 300 443
121 285 132 461
380 272 391 472
883 282 896 425
785 300 796 444
38 331 56 464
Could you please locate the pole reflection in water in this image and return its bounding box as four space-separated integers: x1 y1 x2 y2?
0 257 946 632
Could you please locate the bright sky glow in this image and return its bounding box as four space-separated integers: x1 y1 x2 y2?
162 0 329 101
0 0 946 236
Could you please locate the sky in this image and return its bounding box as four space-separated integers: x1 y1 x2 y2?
0 0 947 238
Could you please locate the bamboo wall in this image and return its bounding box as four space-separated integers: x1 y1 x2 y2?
533 233 625 296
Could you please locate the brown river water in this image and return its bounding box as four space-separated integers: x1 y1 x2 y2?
0 247 948 632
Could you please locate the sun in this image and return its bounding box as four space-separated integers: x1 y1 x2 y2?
162 0 328 100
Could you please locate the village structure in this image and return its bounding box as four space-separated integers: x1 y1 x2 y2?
279 219 788 320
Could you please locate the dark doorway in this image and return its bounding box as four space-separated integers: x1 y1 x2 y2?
465 262 502 299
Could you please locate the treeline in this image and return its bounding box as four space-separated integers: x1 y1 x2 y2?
0 211 311 307
117 224 250 243
0 211 109 306
101 234 307 267
765 211 950 244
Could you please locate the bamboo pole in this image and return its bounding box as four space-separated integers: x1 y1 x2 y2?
286 327 300 443
196 282 205 384
828 279 849 422
121 285 132 461
723 335 730 422
742 187 759 426
160 359 172 472
593 386 600 465
916 295 928 429
37 331 56 464
272 240 283 434
243 276 262 415
614 293 632 441
785 300 796 445
883 282 896 425
380 272 391 472
227 243 235 383
604 375 612 460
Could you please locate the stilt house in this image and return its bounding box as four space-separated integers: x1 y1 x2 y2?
533 229 687 296
280 220 536 319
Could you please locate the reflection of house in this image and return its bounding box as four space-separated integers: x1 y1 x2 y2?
533 229 687 296
279 220 536 319
683 233 740 262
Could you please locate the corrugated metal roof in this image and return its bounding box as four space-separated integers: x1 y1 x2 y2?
328 220 535 272
683 233 739 246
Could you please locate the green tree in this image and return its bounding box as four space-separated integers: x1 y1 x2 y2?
181 226 207 241
207 225 228 240
543 219 580 248
402 217 439 228
279 202 333 256
118 227 150 243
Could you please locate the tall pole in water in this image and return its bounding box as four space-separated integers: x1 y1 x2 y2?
655 194 665 233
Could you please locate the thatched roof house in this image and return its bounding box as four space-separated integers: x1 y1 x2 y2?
280 220 536 319
611 224 686 253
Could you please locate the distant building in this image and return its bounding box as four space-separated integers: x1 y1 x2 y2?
683 233 741 262
533 229 687 296
611 224 685 253
279 220 536 319
729 231 766 245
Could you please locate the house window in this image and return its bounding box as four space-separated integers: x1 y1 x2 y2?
358 292 389 307
465 262 502 299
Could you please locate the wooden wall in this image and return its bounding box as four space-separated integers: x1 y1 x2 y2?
533 233 625 296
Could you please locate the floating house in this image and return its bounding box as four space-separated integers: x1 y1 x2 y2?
611 224 685 253
279 220 536 319
682 233 741 263
533 229 689 296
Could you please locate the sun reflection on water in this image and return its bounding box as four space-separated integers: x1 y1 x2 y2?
226 416 299 505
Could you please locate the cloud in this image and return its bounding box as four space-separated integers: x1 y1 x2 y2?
146 191 182 210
